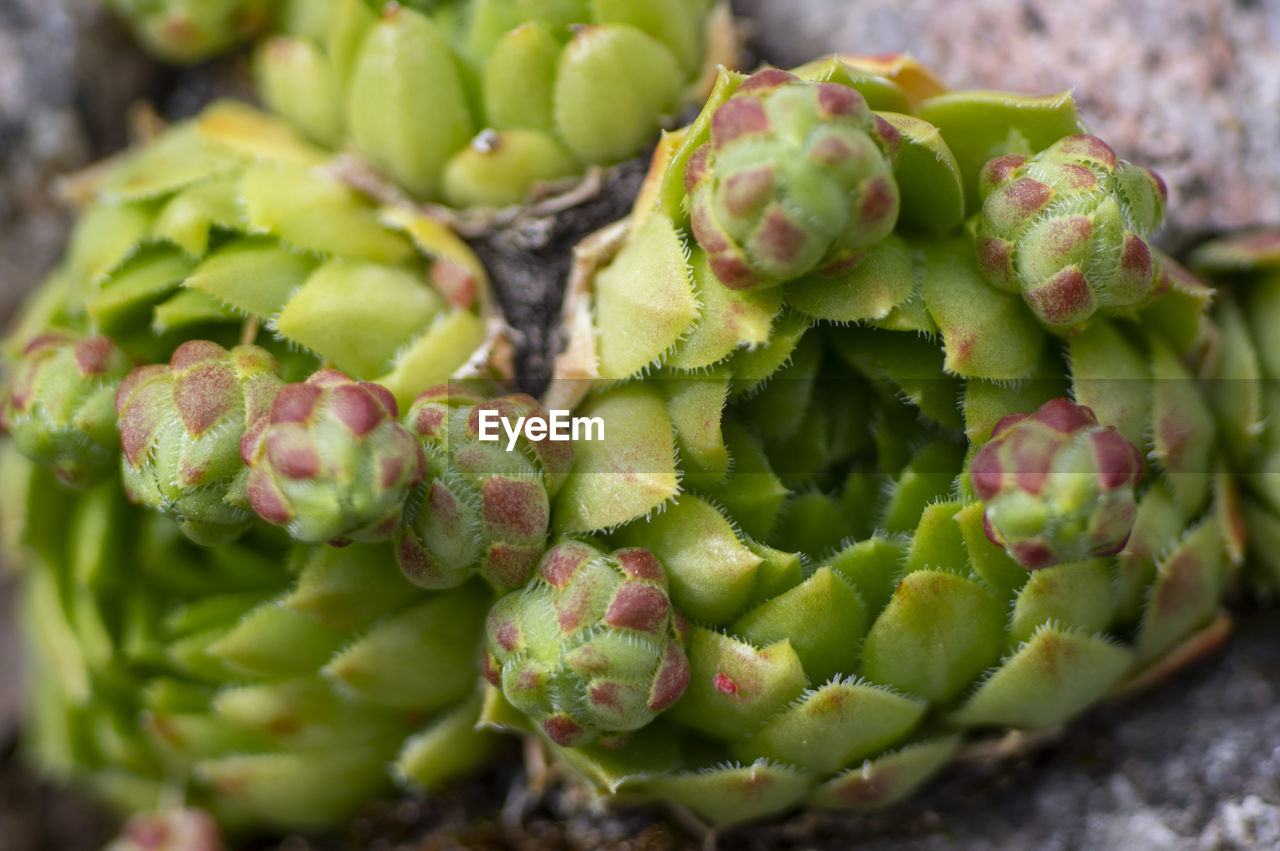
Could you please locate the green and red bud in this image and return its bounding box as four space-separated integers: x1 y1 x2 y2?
970 398 1144 569
109 0 275 64
244 370 425 545
3 332 131 488
483 541 689 747
117 340 283 545
396 386 572 589
687 68 901 291
104 807 222 851
974 134 1167 330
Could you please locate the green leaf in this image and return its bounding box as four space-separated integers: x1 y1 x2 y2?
345 6 473 199
183 237 317 320
950 627 1132 729
732 567 866 684
738 680 925 774
861 570 1005 703
615 494 761 625
640 761 811 825
256 36 344 147
666 247 782 371
239 164 414 263
1066 319 1150 449
667 627 807 737
879 112 965 233
809 735 960 811
917 237 1045 381
152 176 245 257
553 384 680 532
553 24 684 164
785 234 915 323
917 89 1085 214
594 213 699 379
273 258 446 377
1008 559 1115 644
483 22 561 132
324 582 490 710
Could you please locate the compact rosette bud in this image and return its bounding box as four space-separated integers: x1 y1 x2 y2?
107 0 275 64
395 385 573 590
970 398 1145 569
244 369 425 544
483 540 690 747
2 332 131 488
974 134 1168 330
686 68 902 290
116 340 283 545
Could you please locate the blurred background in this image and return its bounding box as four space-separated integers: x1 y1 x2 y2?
0 0 1277 848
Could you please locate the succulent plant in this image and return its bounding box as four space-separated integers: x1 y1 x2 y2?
973 134 1167 330
483 540 690 747
686 68 902 290
106 0 277 63
2 100 510 832
116 341 283 545
500 55 1238 824
1193 229 1280 599
9 99 503 407
1 332 131 488
970 398 1145 569
395 385 573 589
243 370 425 545
255 0 737 207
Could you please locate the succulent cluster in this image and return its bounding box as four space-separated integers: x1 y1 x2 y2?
1193 229 1280 599
0 102 524 830
1 14 1272 843
517 59 1239 823
255 0 733 207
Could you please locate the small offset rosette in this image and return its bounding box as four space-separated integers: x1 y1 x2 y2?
686 68 902 290
483 541 691 747
395 385 573 590
243 370 425 545
974 134 1167 330
117 341 283 545
3 332 131 488
970 398 1145 569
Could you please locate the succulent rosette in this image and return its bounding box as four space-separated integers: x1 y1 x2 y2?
396 385 573 589
106 0 277 63
243 370 425 544
1 332 131 488
1 100 511 832
116 341 283 545
973 134 1168 330
504 55 1239 824
970 398 1145 569
686 68 902 290
255 0 737 207
483 540 690 747
1193 229 1280 598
